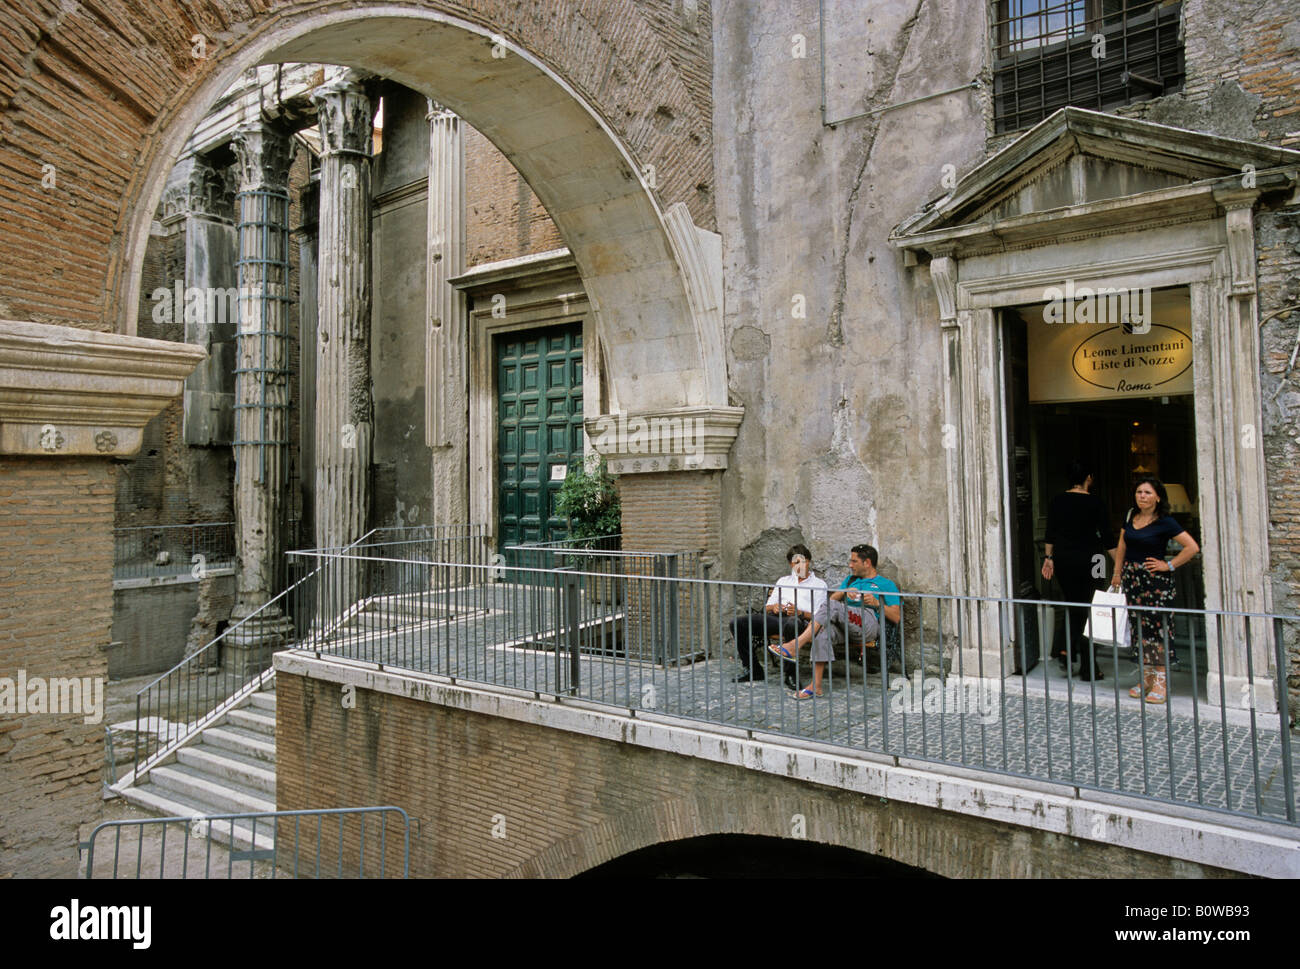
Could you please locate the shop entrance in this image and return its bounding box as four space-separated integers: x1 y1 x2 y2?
1002 285 1205 660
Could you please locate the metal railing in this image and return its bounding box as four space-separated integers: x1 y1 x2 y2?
282 547 1299 828
125 528 381 782
81 806 410 878
113 522 235 580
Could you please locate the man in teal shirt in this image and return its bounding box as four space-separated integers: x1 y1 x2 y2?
770 544 901 696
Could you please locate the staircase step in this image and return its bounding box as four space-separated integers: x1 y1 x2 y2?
149 764 276 816
226 707 275 736
203 725 276 764
249 691 277 712
176 745 276 797
117 784 275 854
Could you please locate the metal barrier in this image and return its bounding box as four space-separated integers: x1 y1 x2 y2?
125 528 383 781
81 806 410 878
282 549 1299 828
113 522 236 580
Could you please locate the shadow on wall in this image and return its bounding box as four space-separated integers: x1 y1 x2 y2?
574 833 941 879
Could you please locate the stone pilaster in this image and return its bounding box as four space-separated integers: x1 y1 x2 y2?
311 76 374 605
226 122 295 671
426 102 469 526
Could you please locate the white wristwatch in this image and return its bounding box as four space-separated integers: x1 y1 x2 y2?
1167 559 1176 573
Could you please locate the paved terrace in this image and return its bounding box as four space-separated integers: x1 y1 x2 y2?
288 579 1299 827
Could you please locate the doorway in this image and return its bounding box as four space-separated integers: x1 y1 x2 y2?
495 321 584 549
1002 285 1205 657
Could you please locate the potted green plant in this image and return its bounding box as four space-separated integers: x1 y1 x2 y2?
555 456 621 603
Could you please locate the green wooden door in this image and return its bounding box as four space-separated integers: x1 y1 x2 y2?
496 322 584 553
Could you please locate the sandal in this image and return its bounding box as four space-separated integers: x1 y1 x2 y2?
1145 670 1167 704
1129 670 1153 698
793 687 822 699
768 641 798 660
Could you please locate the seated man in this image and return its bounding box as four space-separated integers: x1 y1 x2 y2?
770 543 901 697
728 544 827 683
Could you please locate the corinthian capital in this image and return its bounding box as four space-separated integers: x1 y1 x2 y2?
312 75 373 158
230 123 295 194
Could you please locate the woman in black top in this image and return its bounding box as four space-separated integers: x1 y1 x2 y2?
1109 476 1199 704
1042 460 1116 680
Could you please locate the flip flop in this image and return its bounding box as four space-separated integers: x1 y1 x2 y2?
768 642 797 660
793 687 822 699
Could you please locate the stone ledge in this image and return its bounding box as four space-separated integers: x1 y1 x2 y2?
0 319 206 457
273 651 1300 877
585 405 744 474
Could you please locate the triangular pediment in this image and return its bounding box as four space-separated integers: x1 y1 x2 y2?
893 107 1300 248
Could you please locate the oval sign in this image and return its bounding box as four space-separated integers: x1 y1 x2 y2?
1070 324 1193 395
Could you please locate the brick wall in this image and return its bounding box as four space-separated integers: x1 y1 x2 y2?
0 457 112 877
619 470 721 559
275 671 1243 877
465 125 565 267
0 0 714 332
1178 1 1300 146
1258 206 1300 719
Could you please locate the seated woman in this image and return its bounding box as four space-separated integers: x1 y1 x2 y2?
727 544 827 683
771 544 900 698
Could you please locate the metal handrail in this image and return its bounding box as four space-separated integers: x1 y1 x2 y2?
124 528 379 784
281 546 1299 827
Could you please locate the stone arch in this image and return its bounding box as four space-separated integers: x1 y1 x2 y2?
504 788 926 879
0 0 725 411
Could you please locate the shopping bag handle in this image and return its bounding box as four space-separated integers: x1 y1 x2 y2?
1107 584 1121 594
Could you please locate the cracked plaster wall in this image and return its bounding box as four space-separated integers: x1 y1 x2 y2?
714 0 983 588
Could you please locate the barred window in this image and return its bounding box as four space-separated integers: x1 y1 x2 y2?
992 1 1184 133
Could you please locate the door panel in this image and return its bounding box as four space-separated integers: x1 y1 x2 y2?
496 322 584 554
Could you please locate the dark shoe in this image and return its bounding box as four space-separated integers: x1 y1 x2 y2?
731 669 764 683
783 671 799 690
1075 665 1104 682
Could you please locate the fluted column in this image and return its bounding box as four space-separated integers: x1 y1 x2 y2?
312 75 374 601
227 122 295 670
426 102 468 525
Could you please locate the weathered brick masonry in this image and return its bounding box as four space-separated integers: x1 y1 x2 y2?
0 0 714 876
275 672 1243 877
0 0 714 333
465 126 565 266
0 458 112 877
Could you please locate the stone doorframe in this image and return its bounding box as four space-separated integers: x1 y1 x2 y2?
451 250 599 552
909 200 1280 707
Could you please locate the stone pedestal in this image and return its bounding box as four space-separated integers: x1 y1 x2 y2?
587 406 742 662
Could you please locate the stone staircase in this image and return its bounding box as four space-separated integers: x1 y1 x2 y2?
119 679 277 851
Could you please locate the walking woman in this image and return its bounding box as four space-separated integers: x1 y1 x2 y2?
1109 476 1199 703
1041 460 1116 680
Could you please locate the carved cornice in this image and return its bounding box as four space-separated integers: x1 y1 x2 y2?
585 406 744 474
0 320 206 457
312 75 373 158
231 123 295 193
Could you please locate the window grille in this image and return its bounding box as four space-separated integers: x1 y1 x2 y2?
992 0 1184 133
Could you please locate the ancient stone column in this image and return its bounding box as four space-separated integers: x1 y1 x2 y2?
426 102 468 526
226 122 295 675
312 75 374 605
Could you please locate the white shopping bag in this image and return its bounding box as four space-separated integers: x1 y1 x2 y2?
1083 588 1130 647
